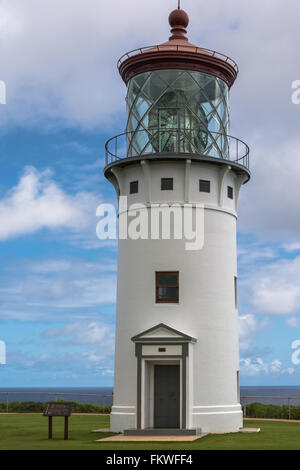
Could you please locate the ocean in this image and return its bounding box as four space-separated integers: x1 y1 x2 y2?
2 386 300 406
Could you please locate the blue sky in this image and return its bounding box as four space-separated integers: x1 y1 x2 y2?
1 0 300 387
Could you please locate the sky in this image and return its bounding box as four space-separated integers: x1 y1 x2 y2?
0 0 300 387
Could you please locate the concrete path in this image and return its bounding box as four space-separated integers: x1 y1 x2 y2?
96 434 208 442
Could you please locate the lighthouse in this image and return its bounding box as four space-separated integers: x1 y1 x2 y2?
104 6 250 434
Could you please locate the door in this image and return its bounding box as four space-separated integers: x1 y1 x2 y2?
154 365 180 428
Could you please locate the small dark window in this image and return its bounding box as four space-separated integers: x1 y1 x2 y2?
161 178 173 191
158 347 166 353
227 186 233 199
199 180 211 193
234 276 238 308
156 271 179 303
130 181 139 194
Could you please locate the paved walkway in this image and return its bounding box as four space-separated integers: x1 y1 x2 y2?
96 435 206 442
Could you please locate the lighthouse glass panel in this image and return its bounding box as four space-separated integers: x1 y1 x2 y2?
126 70 229 159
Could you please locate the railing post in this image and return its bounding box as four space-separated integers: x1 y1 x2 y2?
6 392 8 413
288 398 291 420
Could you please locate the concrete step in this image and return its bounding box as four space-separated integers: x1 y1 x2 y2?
124 428 202 436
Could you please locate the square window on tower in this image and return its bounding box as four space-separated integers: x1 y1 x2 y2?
130 181 139 194
156 271 179 303
227 186 234 199
161 178 173 191
199 179 211 193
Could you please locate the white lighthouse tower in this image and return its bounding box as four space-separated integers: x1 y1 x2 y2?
104 6 250 434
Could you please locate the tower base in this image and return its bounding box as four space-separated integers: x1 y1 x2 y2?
192 405 243 433
110 404 243 434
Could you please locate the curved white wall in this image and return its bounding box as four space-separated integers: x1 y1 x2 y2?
108 159 246 433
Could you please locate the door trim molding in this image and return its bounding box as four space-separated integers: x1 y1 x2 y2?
134 341 190 430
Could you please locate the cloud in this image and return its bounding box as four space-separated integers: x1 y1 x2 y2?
4 320 116 382
0 257 117 321
238 246 277 265
239 357 293 377
238 314 267 351
0 166 99 240
283 243 300 253
0 0 299 135
286 317 300 329
1 0 300 243
239 138 300 242
6 347 114 378
42 321 113 346
243 256 300 316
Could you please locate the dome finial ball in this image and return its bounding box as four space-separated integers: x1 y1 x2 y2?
169 8 189 29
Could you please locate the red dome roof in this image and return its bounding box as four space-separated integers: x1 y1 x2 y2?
118 8 238 88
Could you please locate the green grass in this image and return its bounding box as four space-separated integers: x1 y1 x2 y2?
1 415 300 449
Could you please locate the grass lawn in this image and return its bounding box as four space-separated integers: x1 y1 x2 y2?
1 414 300 450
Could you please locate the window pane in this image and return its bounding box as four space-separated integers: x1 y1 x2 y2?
157 273 178 287
200 180 210 193
158 287 178 300
130 181 139 194
126 70 230 159
161 178 173 191
227 186 233 199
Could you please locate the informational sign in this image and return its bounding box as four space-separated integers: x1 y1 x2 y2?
43 402 73 440
43 402 73 417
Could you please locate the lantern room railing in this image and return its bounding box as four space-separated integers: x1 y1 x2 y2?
105 127 250 171
117 44 239 73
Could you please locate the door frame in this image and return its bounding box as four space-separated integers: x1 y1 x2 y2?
135 344 188 430
131 323 197 431
153 363 181 429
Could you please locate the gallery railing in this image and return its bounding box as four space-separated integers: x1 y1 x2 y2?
105 128 250 171
117 44 239 73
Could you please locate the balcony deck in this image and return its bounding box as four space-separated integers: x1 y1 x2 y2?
104 128 250 180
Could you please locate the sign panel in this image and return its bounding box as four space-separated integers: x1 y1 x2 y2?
43 402 73 417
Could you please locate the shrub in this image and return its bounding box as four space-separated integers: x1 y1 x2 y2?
245 402 299 420
0 400 112 414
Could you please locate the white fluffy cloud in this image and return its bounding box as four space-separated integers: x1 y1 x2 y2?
0 166 99 240
243 256 300 316
239 138 300 241
0 0 299 135
240 358 294 377
238 314 267 351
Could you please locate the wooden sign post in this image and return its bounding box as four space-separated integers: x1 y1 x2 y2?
43 403 73 440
